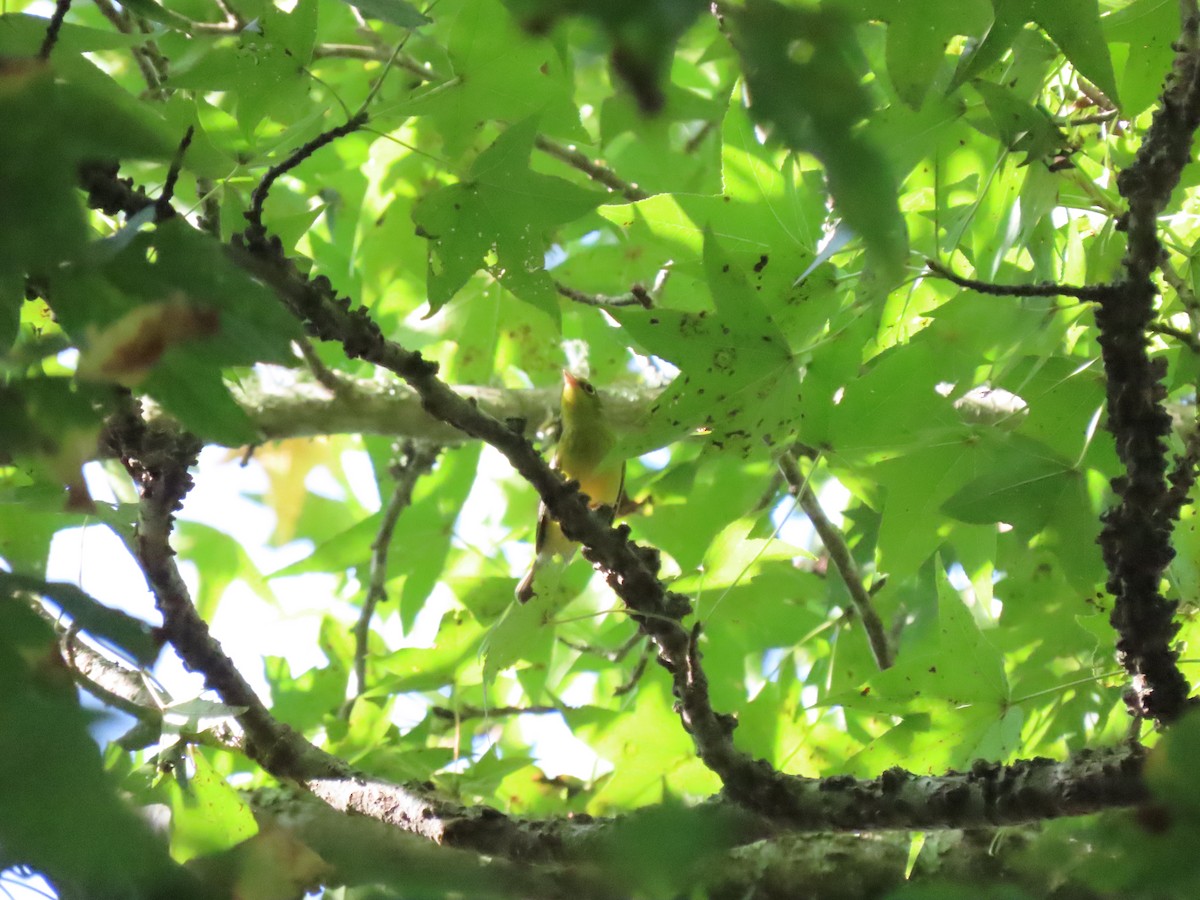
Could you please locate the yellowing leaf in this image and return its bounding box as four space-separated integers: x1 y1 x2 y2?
77 298 219 386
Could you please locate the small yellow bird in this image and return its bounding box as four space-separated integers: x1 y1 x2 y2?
515 370 625 602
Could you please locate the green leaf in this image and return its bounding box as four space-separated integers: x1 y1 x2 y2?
831 558 1010 772
396 0 585 153
167 17 313 133
941 435 1074 529
971 80 1068 163
955 0 1119 107
1103 0 1177 117
0 573 159 667
49 222 301 445
174 521 274 621
266 655 349 732
412 117 606 314
728 0 907 275
113 0 194 31
163 749 258 863
833 0 992 109
610 229 802 459
592 801 736 896
480 586 558 688
582 675 721 807
0 63 149 283
341 0 429 28
504 0 708 113
0 599 197 896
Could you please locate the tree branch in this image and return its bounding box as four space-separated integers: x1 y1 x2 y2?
75 140 1158 844
246 114 368 234
234 369 657 444
1096 6 1200 724
924 258 1108 302
231 220 769 800
533 136 650 201
96 394 625 860
430 703 562 721
228 214 1161 831
102 398 343 778
778 452 892 670
38 0 72 61
554 279 655 309
347 442 440 716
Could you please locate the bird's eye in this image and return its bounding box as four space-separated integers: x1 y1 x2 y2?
581 380 596 395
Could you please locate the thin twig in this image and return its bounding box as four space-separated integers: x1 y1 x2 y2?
92 0 164 94
157 127 194 218
195 177 222 237
295 336 345 392
92 0 131 31
430 703 560 721
684 118 719 154
612 642 651 697
1070 109 1120 126
134 16 171 90
553 279 654 309
751 470 786 514
38 0 73 60
246 114 367 233
1077 79 1116 112
1149 321 1200 353
558 630 643 663
779 452 893 670
313 42 398 62
534 136 649 201
245 31 416 231
211 0 244 29
346 442 440 716
187 19 241 34
1160 254 1200 332
925 258 1110 303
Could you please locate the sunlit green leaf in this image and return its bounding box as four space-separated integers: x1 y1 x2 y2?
341 0 429 28
413 117 605 315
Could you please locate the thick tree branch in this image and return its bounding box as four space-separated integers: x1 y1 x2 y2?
103 399 345 778
1097 6 1200 724
235 369 656 443
916 11 1200 727
29 601 160 720
76 144 1156 844
96 394 626 860
233 220 764 800
256 785 1135 899
249 786 621 900
230 217 1159 831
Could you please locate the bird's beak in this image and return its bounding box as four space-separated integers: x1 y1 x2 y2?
562 369 580 391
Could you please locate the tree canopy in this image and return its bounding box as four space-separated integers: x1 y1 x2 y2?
5 0 1200 896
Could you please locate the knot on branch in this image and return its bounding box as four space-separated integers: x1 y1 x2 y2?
79 160 157 218
664 591 691 620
